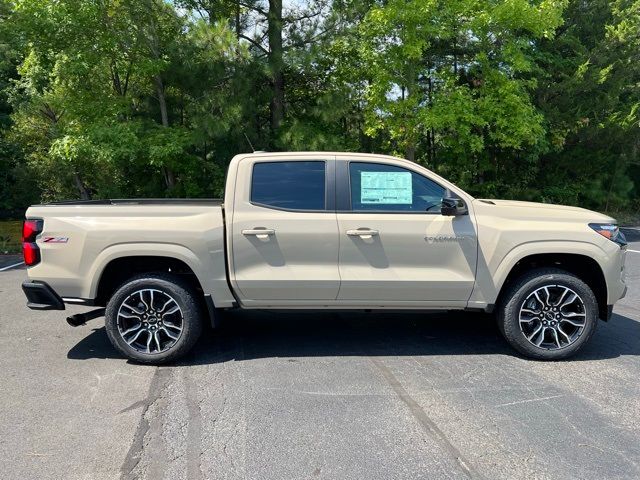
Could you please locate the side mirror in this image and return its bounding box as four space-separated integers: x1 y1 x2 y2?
441 191 468 216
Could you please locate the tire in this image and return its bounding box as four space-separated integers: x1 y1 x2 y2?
497 268 598 360
105 273 203 364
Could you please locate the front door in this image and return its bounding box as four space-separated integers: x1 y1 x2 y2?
230 156 340 304
336 158 477 305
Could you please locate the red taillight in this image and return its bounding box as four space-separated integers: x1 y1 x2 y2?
23 242 40 266
22 219 43 266
22 219 42 242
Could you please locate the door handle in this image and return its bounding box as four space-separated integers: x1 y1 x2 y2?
242 228 275 239
346 229 379 239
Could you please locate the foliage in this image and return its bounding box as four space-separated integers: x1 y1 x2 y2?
533 0 640 210
0 219 21 253
0 0 638 214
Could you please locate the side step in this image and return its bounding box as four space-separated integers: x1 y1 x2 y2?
66 308 106 327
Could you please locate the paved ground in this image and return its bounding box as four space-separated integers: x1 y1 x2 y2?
1 233 639 480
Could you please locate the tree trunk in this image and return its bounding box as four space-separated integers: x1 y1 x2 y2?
235 0 241 39
154 74 176 190
404 140 416 162
155 75 169 128
605 155 622 213
146 2 176 191
73 173 91 200
427 73 436 166
430 128 436 167
405 145 416 162
162 167 176 190
268 0 284 137
403 76 416 162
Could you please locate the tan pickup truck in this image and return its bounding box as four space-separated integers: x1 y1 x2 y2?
21 152 627 363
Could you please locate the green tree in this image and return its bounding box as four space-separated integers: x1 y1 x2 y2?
0 0 40 214
0 0 637 213
533 0 640 210
349 0 565 194
8 0 244 199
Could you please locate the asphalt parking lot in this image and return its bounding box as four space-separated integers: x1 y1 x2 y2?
1 232 639 480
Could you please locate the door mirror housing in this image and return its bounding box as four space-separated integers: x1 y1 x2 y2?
441 191 468 216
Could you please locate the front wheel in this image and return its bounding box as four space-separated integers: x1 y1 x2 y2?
497 268 599 360
105 273 203 364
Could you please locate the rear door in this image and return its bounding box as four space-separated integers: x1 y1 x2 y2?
335 157 477 305
229 155 340 304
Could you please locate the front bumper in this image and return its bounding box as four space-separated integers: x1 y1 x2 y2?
22 281 65 310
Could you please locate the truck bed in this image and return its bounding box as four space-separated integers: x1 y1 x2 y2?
24 200 235 307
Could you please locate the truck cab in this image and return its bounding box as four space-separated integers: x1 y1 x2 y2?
227 153 477 308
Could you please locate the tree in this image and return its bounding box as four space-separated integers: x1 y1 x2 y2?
195 0 334 145
533 0 640 210
351 0 565 187
8 0 244 199
0 0 637 213
0 0 40 214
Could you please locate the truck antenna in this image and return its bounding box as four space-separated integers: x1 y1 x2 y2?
243 133 255 153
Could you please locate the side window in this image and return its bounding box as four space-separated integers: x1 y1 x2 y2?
349 162 445 212
251 161 326 211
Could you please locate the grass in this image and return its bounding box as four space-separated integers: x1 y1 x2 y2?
0 220 22 255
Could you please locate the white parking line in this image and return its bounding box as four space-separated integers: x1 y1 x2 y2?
627 249 640 254
0 261 24 272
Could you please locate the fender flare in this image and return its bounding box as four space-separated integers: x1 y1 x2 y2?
482 240 609 305
87 242 211 299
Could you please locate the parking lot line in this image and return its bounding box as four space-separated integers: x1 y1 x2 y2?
0 261 24 272
627 249 640 254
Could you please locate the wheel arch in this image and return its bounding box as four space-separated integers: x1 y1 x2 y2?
85 242 235 310
94 255 204 307
496 253 608 320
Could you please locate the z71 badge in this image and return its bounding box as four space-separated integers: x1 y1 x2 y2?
43 236 69 243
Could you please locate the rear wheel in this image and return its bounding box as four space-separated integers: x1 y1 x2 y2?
105 273 203 364
497 268 598 360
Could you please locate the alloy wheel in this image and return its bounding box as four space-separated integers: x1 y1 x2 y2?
518 284 587 350
116 288 184 354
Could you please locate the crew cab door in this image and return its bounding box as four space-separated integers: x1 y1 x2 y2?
335 157 477 305
229 155 340 304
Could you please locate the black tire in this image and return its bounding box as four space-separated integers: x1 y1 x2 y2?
497 268 598 360
105 273 203 364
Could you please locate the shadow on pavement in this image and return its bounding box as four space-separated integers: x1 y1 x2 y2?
67 310 640 364
67 327 123 360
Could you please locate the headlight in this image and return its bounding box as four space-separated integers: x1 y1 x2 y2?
589 223 627 246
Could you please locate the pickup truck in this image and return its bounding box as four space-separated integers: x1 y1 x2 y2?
21 152 627 363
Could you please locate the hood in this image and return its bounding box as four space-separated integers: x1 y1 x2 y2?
473 199 616 223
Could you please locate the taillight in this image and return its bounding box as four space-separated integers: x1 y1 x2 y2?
22 219 43 266
23 242 40 265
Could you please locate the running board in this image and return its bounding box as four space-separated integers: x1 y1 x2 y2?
66 308 106 327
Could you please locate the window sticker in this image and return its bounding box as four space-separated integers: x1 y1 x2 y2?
360 171 412 204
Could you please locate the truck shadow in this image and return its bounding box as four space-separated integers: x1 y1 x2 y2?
67 310 640 363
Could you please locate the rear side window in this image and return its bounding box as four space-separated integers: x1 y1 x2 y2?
251 161 326 211
349 162 445 212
